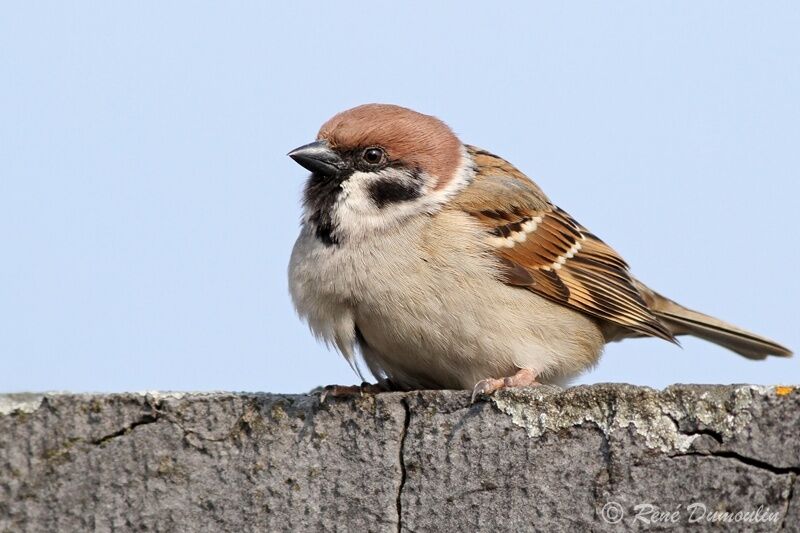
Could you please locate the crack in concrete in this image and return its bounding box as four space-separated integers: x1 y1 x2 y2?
670 450 800 476
9 400 167 490
395 396 410 533
91 413 160 446
780 475 795 532
663 411 725 444
89 396 166 446
4 387 797 531
160 410 249 446
668 451 798 527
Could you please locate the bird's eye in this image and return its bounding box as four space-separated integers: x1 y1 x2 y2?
362 147 385 165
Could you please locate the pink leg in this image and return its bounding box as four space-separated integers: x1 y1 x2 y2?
471 368 540 402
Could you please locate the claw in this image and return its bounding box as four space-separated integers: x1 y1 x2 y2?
471 377 504 403
471 368 540 403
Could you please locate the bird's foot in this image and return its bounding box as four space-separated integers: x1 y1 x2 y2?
319 380 393 402
471 368 540 402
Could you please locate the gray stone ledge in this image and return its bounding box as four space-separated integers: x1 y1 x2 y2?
1 384 798 532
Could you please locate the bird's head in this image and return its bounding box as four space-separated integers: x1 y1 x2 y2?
288 104 473 245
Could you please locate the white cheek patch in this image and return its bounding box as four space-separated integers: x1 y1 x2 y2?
330 148 476 241
333 169 430 238
333 169 430 239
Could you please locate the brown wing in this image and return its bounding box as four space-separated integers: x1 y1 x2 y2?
457 146 675 342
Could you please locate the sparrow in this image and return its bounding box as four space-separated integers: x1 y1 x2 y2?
287 103 792 398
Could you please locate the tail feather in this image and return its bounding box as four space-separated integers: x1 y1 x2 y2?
632 280 792 359
644 289 792 360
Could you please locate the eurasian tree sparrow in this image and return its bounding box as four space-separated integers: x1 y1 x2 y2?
287 104 791 397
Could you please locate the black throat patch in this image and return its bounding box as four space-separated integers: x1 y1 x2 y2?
303 171 350 246
302 164 424 246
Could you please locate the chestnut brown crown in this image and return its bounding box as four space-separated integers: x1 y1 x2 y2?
317 104 463 188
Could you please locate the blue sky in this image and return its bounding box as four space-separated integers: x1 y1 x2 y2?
1 2 798 392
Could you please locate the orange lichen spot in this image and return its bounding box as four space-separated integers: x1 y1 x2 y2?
775 386 794 396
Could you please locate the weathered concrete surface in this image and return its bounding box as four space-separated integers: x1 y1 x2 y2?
1 384 798 532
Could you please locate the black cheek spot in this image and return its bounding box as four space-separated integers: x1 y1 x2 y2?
368 179 422 208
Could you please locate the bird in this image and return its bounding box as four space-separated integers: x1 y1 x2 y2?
287 103 791 399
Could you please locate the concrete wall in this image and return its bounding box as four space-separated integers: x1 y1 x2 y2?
1 384 798 531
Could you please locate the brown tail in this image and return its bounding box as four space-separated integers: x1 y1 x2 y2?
641 287 792 360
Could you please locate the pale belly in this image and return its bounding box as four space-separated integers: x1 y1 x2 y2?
289 213 605 390
352 279 604 389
